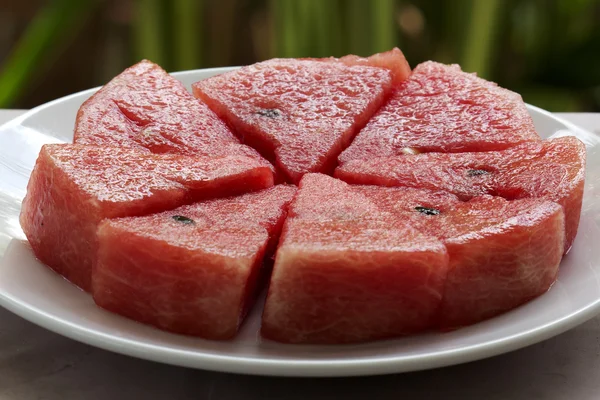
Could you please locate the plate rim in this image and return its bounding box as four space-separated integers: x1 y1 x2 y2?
1 273 599 377
0 67 598 377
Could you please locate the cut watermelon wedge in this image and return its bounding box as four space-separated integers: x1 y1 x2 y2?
262 174 449 344
74 60 271 169
338 61 540 164
17 51 585 344
192 49 411 183
336 136 586 252
357 186 564 329
19 144 274 292
261 175 565 343
94 185 296 340
337 47 412 86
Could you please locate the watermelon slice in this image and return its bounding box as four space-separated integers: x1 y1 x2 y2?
93 185 296 339
336 136 586 252
261 174 450 344
337 47 412 86
19 144 274 291
192 49 411 183
262 177 565 342
18 50 582 343
357 186 564 329
338 61 540 164
436 198 563 328
74 60 270 169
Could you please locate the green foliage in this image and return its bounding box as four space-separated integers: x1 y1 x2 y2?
460 0 503 78
134 0 167 66
173 0 202 70
0 0 598 111
269 0 398 58
0 0 97 108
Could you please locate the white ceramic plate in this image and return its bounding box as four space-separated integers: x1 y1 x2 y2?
1 67 600 377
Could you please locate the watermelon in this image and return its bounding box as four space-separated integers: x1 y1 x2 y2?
262 176 565 342
93 185 295 339
357 186 564 329
338 47 412 86
19 144 274 291
74 60 271 169
261 174 450 343
336 136 586 252
18 50 585 343
192 49 411 183
338 61 540 164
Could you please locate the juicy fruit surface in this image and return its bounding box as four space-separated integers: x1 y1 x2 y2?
74 60 270 168
358 186 564 328
263 176 565 342
337 47 411 86
339 61 540 164
19 51 586 344
336 136 586 251
19 144 274 291
262 174 450 343
192 49 411 183
437 198 564 328
94 185 296 339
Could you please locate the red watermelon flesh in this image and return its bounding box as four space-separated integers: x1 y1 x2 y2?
93 185 296 339
338 61 540 165
74 60 271 169
19 144 274 292
357 186 564 329
434 198 564 328
261 174 449 344
192 49 411 183
336 136 585 252
337 47 412 86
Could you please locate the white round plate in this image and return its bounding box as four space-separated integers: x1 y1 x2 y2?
1 67 599 377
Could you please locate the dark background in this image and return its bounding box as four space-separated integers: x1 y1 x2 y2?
0 0 599 111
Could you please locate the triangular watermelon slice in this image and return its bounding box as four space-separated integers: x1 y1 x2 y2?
357 186 564 329
19 144 274 291
74 60 271 169
339 61 541 164
94 185 295 340
336 136 586 252
261 174 449 344
192 49 411 183
262 175 564 342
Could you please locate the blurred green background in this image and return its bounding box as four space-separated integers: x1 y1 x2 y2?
0 0 599 111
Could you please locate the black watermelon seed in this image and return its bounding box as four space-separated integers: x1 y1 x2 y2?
467 169 490 177
415 206 440 216
257 108 282 118
172 215 195 224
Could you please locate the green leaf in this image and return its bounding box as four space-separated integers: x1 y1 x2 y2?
460 0 503 77
371 0 397 53
172 0 202 70
0 0 97 108
134 0 167 66
346 0 371 56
